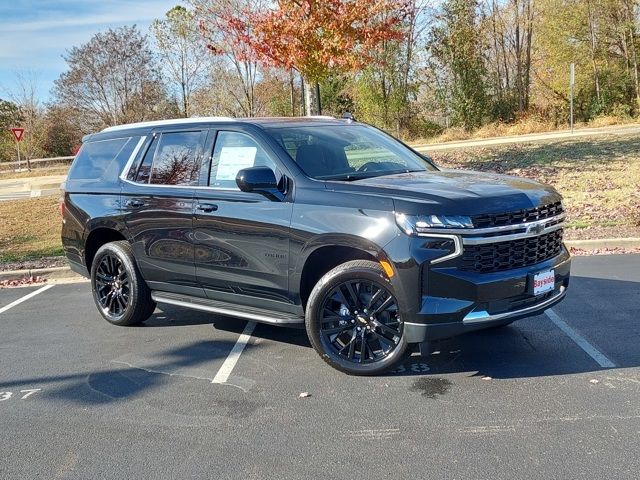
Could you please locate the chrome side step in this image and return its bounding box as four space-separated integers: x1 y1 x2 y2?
151 292 304 326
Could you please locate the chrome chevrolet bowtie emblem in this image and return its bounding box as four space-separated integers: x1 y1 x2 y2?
527 223 545 235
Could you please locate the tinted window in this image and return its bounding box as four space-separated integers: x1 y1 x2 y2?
149 131 203 186
133 136 158 183
266 125 435 180
209 131 276 189
69 137 138 181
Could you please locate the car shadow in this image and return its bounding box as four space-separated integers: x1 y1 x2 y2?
171 274 636 380
0 339 260 405
8 272 632 406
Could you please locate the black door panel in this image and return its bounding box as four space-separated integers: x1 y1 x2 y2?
122 183 201 296
193 190 292 307
120 128 208 297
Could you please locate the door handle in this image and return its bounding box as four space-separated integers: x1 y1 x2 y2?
196 203 218 213
126 199 145 208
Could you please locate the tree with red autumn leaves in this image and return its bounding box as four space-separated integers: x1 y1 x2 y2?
207 0 410 115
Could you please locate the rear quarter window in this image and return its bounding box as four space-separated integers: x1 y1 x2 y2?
68 136 140 182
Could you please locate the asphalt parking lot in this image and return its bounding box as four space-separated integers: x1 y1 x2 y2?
1 255 639 479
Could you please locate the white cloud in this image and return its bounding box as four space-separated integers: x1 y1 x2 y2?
0 0 180 100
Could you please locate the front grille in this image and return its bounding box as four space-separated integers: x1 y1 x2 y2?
461 229 564 273
471 201 564 229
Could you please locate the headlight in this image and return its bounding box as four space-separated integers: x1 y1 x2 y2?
395 213 473 235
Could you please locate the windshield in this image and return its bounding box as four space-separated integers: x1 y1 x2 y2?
265 124 436 181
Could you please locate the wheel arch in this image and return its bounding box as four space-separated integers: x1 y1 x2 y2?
84 226 128 270
296 235 390 308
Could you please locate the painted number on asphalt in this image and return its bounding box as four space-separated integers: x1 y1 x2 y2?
392 363 430 374
0 389 41 401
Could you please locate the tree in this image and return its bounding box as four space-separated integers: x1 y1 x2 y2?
7 72 47 168
0 99 22 162
191 0 267 117
352 0 434 136
211 0 410 115
53 26 168 130
152 6 209 117
427 0 487 130
42 106 83 157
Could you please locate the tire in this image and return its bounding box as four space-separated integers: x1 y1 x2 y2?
90 240 156 326
305 260 408 375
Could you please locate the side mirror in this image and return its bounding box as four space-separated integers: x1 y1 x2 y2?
236 166 285 201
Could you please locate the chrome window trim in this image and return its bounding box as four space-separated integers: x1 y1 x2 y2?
118 136 147 182
461 222 564 245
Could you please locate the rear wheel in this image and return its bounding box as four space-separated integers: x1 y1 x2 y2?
306 260 408 375
90 241 156 326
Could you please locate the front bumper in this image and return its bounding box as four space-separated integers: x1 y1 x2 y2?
403 285 567 344
383 234 571 344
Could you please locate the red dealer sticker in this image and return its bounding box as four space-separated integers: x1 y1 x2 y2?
533 269 555 296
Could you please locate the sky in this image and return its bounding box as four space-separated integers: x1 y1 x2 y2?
0 0 180 103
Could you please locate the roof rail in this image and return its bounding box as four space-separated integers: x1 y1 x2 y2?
101 116 235 133
308 115 336 120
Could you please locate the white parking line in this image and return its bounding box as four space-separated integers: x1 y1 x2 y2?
0 284 54 314
545 308 616 368
212 321 256 384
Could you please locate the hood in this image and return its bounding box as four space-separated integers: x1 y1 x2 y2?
325 169 562 216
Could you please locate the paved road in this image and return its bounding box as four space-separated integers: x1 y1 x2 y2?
414 123 640 152
0 175 66 201
1 255 639 479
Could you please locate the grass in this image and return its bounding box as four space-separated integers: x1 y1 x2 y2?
429 133 640 235
0 196 64 263
416 115 639 145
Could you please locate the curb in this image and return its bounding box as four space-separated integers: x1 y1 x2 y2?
0 266 83 284
565 238 640 249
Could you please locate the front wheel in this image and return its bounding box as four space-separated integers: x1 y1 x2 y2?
306 260 408 375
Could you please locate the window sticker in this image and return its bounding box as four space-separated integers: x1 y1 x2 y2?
215 146 257 180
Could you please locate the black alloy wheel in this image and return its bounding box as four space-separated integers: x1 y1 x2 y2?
320 280 402 363
94 253 130 318
306 260 408 375
90 241 156 326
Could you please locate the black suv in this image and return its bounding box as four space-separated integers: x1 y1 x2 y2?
62 117 570 375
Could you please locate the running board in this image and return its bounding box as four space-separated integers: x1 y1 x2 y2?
151 292 304 326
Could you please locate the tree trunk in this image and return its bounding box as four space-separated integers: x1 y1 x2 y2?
624 0 640 109
304 80 321 116
586 0 601 103
289 71 295 116
523 0 534 111
491 0 503 99
514 0 524 112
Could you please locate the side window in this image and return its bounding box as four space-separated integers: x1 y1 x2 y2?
133 136 158 183
69 137 134 181
149 131 203 186
209 131 277 189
